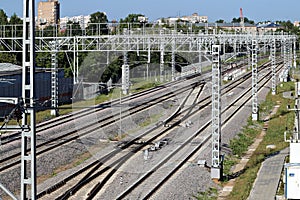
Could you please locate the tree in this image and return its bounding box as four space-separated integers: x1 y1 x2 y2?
0 50 17 64
9 13 23 38
216 19 225 23
232 17 239 23
280 20 295 30
86 12 108 35
9 13 22 25
277 20 299 34
120 14 145 23
63 21 83 36
119 14 146 29
0 9 8 25
231 17 255 25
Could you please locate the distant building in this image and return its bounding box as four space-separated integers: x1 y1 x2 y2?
157 13 208 26
294 21 300 27
37 0 60 27
60 15 91 30
137 16 148 23
217 23 256 33
257 22 283 33
181 13 208 23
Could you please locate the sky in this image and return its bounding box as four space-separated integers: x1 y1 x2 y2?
0 0 299 23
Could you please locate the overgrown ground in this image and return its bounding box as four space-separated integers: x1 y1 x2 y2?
194 81 295 200
224 82 295 200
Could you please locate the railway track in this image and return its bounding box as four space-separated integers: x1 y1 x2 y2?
0 59 258 169
0 79 203 173
36 60 279 199
0 77 189 145
115 64 283 200
0 55 266 146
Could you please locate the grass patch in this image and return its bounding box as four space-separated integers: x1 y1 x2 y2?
131 81 160 93
229 119 262 158
194 187 218 200
224 82 294 200
223 155 239 175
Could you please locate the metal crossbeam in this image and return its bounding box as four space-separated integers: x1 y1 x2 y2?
0 34 296 53
0 97 18 105
211 45 222 179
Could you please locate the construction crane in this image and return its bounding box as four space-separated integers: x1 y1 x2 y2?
240 8 245 31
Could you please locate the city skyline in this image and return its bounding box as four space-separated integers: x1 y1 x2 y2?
0 0 299 23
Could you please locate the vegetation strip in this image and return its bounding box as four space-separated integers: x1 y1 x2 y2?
219 82 294 200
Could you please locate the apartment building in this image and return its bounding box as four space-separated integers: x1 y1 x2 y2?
37 0 60 27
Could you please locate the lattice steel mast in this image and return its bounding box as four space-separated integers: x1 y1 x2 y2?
122 29 130 95
160 30 165 82
51 40 59 116
21 0 37 199
251 39 258 121
294 38 297 68
211 45 222 179
271 38 276 95
171 36 176 81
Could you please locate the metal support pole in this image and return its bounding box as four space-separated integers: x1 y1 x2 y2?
73 37 77 84
294 38 297 68
160 30 164 82
271 38 276 95
247 42 251 70
76 39 79 83
51 40 59 116
171 37 176 81
122 30 130 95
198 41 202 73
147 37 151 81
295 98 300 141
289 41 293 68
252 39 258 121
211 45 222 180
73 37 79 84
21 0 37 199
0 183 17 200
234 39 237 59
122 53 129 95
106 51 110 65
284 39 287 69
